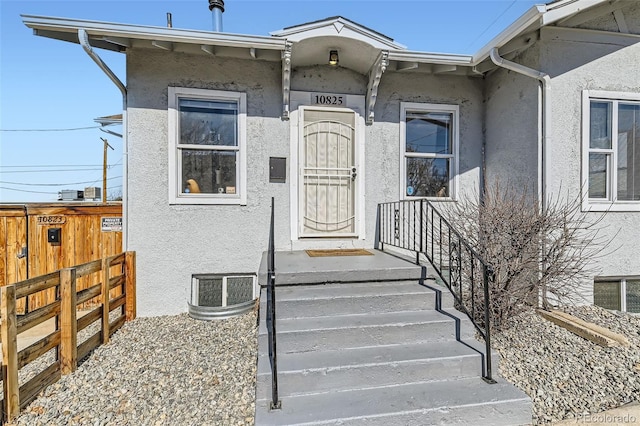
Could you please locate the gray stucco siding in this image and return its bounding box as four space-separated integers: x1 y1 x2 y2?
541 37 640 288
373 72 485 199
484 45 541 191
126 50 493 316
127 49 289 316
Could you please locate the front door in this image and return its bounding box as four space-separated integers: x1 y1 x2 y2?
300 108 357 237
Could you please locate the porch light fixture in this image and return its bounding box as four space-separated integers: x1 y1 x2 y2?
328 50 339 66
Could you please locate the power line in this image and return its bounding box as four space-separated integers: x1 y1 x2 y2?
0 168 104 174
0 185 123 195
0 164 105 168
0 126 102 132
466 0 519 50
0 176 122 187
0 187 58 195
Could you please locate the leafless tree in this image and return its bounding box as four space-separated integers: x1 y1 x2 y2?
107 189 122 201
442 181 613 330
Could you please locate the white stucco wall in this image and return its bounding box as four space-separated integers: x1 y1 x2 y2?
126 49 485 316
540 24 640 296
484 45 541 191
370 71 485 239
127 49 289 316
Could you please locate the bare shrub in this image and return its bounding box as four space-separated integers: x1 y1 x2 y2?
443 182 612 330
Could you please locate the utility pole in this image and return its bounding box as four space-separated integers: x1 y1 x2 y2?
101 137 114 203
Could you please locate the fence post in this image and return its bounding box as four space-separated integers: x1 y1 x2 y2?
60 268 77 375
125 251 136 321
101 257 111 344
1 285 19 421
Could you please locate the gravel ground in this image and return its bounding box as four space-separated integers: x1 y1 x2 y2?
8 311 258 426
493 305 640 425
7 304 640 425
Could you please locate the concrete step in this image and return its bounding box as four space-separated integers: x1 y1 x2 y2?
258 250 423 286
255 268 531 425
258 309 466 335
258 316 471 353
263 292 439 320
265 280 442 302
256 341 483 398
255 377 532 426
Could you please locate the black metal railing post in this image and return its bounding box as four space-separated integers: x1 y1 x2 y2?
417 199 424 265
482 264 496 384
266 197 282 409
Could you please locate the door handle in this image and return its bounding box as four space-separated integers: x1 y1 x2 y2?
351 167 357 181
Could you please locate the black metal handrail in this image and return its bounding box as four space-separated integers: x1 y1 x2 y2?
266 197 282 409
377 199 496 384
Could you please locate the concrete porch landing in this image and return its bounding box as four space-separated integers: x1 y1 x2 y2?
258 249 422 286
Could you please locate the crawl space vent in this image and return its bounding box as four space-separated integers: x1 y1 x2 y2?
188 274 258 320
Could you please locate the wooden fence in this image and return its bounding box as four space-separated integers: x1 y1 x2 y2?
0 251 136 423
0 203 122 314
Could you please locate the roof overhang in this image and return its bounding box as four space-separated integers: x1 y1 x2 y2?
472 0 613 67
22 14 288 55
21 0 620 123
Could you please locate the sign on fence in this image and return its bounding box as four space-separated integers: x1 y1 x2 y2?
101 217 122 232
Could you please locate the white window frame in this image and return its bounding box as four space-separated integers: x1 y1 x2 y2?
400 102 459 201
190 274 258 307
594 277 640 314
582 90 640 212
168 87 247 205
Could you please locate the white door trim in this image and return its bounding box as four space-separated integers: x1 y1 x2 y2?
289 91 366 246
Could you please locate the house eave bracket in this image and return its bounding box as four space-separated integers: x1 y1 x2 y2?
281 41 292 120
366 50 389 125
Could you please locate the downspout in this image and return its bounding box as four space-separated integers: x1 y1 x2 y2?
78 29 129 250
489 47 551 307
489 48 550 213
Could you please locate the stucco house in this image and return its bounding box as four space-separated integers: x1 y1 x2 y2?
21 0 640 317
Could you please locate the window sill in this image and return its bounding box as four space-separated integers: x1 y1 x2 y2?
170 196 246 206
582 201 640 212
405 196 457 202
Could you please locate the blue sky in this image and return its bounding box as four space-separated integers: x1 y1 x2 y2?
0 0 540 202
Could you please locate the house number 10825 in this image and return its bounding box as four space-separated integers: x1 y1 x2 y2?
313 94 344 106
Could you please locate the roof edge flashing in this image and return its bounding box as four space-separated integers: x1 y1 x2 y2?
472 4 547 64
22 14 288 50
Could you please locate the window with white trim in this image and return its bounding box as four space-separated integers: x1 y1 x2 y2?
583 90 640 211
400 102 458 199
594 278 640 313
168 87 247 205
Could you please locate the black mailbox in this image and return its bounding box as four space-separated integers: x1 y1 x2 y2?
269 157 286 183
48 228 61 244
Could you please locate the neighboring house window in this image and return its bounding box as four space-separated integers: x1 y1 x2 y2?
583 90 640 211
168 87 247 205
594 278 640 313
400 102 459 199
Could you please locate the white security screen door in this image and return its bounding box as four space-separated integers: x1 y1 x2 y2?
300 109 357 237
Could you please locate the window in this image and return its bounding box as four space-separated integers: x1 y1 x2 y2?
400 102 458 199
583 90 640 211
188 274 258 320
168 87 247 204
594 278 640 313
